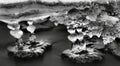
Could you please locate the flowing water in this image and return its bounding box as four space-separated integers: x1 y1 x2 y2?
0 23 120 66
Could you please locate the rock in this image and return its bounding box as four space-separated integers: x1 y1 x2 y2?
67 8 79 15
7 40 52 59
107 41 120 57
61 45 104 63
87 37 105 50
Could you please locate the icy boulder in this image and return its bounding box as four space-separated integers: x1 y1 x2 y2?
7 40 52 59
61 44 104 63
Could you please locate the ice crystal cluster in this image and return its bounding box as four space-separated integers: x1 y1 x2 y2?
8 39 51 58
7 18 52 58
51 2 120 45
51 2 120 63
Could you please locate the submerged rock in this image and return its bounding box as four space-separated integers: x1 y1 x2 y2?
7 40 52 59
107 40 120 57
61 45 104 63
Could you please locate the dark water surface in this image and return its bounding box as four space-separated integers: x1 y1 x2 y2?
0 23 120 66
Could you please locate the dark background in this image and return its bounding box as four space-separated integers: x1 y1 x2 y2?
0 22 120 66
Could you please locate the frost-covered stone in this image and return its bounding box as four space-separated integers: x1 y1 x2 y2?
7 40 52 58
62 45 104 63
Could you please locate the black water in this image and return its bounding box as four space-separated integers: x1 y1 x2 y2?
0 23 120 66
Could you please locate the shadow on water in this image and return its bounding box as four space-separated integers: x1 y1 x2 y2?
0 23 120 66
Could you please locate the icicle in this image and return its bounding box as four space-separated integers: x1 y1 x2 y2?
67 29 76 34
27 25 36 33
10 29 23 39
68 35 77 43
27 21 33 25
77 34 84 41
76 28 82 33
7 24 20 30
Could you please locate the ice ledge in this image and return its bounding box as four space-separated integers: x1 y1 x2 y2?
0 0 95 4
0 0 117 4
0 12 60 24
